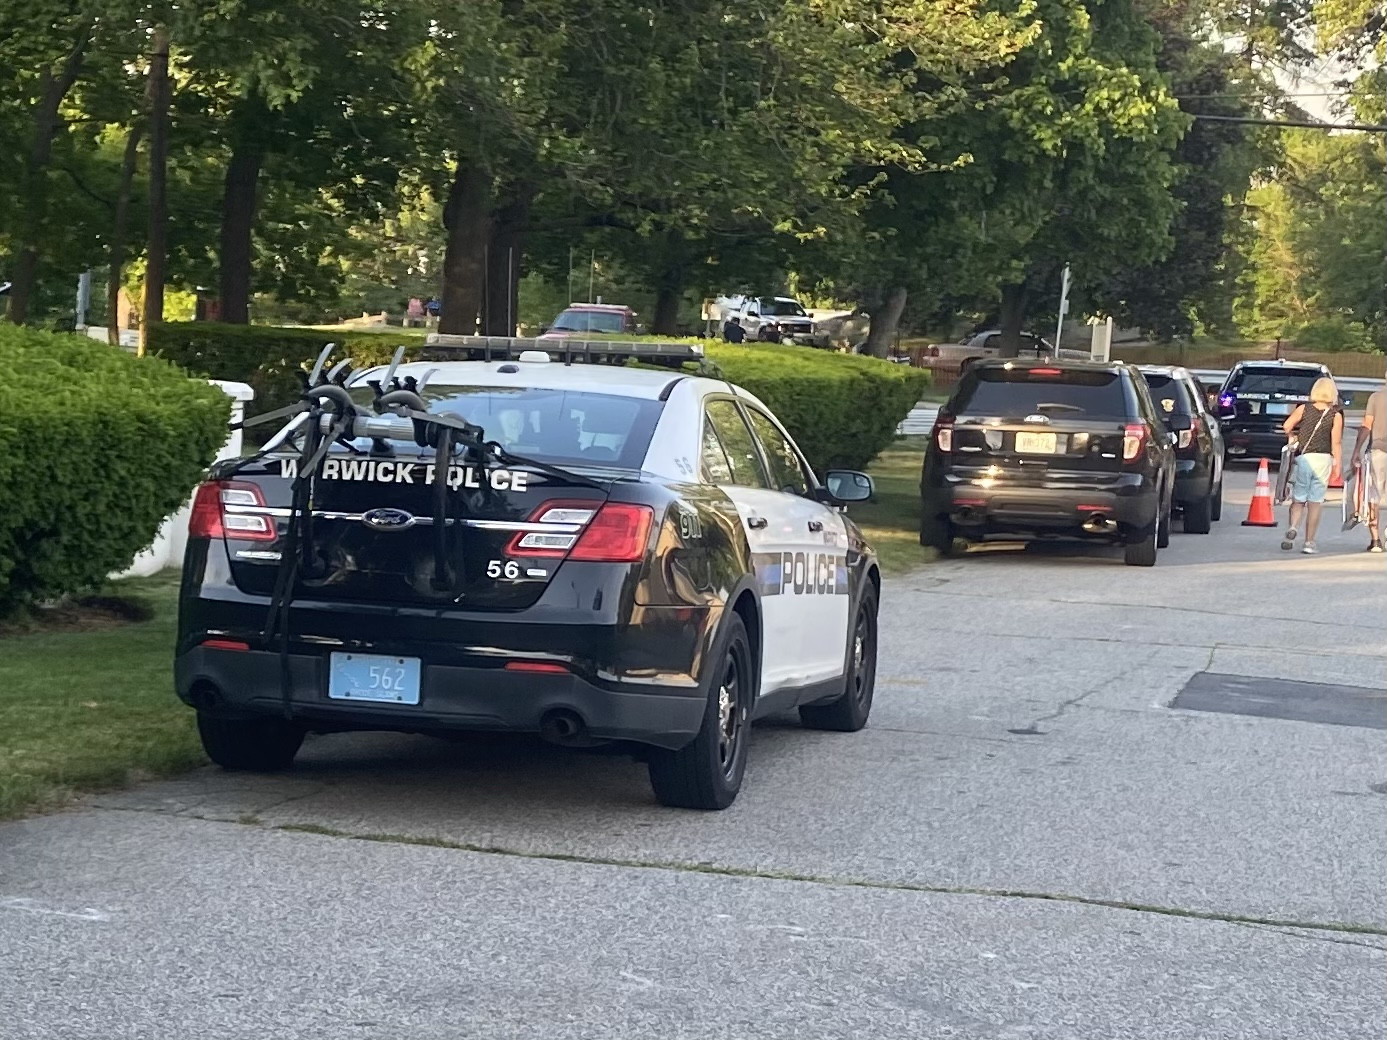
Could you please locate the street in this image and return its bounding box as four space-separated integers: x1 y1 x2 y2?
2 464 1384 1040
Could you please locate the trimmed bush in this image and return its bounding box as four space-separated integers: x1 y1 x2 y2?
149 322 929 473
0 327 230 614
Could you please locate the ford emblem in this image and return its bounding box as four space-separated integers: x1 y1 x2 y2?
361 507 416 531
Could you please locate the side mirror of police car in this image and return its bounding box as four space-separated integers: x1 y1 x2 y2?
822 470 874 504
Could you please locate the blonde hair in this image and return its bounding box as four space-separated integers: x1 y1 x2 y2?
1309 377 1339 405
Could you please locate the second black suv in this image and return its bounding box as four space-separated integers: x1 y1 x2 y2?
921 360 1176 566
1216 360 1331 461
1138 365 1226 533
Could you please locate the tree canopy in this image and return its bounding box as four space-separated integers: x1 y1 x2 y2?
0 0 1380 356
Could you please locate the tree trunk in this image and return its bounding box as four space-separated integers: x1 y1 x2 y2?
4 20 95 325
218 92 271 325
108 123 144 345
481 185 533 336
439 162 492 336
863 286 908 357
995 283 1030 357
140 26 170 354
650 235 689 336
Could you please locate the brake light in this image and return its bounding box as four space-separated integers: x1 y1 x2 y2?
1122 423 1147 462
1178 414 1200 450
188 481 277 542
569 503 654 562
504 661 569 674
1029 368 1063 377
506 501 653 562
934 414 955 452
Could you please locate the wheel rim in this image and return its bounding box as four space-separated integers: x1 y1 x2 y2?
716 648 745 779
851 605 876 706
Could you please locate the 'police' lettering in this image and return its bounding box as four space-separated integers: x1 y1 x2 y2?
279 458 526 491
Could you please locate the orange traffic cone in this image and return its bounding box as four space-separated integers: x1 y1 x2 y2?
1242 457 1278 527
1329 462 1343 489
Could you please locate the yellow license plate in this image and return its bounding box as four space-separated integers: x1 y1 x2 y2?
1015 431 1058 454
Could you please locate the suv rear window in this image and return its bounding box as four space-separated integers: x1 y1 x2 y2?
548 308 627 334
348 385 661 469
1142 373 1195 417
1227 368 1320 397
951 368 1131 419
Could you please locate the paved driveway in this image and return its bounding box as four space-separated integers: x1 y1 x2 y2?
2 467 1383 1040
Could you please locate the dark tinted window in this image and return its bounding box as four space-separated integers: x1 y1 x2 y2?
951 368 1131 419
1142 374 1195 418
760 299 807 317
1228 368 1321 397
347 385 660 469
746 408 811 496
705 400 771 489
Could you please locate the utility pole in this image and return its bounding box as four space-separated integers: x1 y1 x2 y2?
1053 263 1072 355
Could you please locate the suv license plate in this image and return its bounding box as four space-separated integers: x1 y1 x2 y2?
1015 432 1058 454
328 653 422 705
1265 403 1292 416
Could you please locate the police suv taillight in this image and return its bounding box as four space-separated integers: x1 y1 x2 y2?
934 414 955 452
1122 423 1148 462
188 480 277 542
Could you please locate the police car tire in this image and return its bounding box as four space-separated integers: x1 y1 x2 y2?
647 614 752 811
197 712 304 772
799 585 878 732
1210 479 1224 522
1123 514 1159 567
1156 496 1172 548
920 512 954 553
1184 490 1213 534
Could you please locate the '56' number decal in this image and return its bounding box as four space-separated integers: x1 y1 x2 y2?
486 559 522 580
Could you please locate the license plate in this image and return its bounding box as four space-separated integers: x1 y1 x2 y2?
1015 431 1058 454
328 653 421 705
1265 403 1292 416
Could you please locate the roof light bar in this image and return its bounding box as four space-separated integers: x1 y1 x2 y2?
422 335 704 369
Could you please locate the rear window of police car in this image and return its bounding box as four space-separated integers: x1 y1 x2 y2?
1142 373 1196 417
952 368 1131 419
349 385 662 469
1227 368 1320 398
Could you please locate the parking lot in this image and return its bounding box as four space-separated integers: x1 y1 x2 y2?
2 463 1383 1040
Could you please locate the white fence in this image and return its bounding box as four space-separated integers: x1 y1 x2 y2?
113 380 255 579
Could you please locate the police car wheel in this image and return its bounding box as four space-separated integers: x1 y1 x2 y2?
197 712 304 772
647 614 753 810
1210 479 1224 522
1156 494 1172 548
799 584 878 733
920 511 954 553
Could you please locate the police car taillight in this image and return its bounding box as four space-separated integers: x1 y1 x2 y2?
188 480 277 542
507 501 653 562
569 503 654 562
1122 423 1147 462
934 415 954 452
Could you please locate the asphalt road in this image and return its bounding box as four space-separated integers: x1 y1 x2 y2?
3 465 1384 1040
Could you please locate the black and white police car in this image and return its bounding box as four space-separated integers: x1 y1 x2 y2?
178 338 881 809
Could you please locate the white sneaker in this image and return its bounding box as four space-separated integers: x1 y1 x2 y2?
1301 542 1318 555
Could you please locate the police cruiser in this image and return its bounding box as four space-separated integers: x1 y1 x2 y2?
178 337 881 809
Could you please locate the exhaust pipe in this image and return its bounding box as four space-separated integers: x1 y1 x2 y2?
539 708 590 747
1082 513 1118 534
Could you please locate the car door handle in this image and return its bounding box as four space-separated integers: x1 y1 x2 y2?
807 520 824 532
747 515 768 529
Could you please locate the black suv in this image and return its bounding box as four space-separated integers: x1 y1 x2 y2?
1138 365 1226 533
920 360 1176 566
1216 360 1331 461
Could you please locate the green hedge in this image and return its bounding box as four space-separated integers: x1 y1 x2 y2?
0 327 230 614
149 322 928 473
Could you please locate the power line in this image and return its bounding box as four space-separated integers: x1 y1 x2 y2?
1190 113 1387 132
1175 91 1354 100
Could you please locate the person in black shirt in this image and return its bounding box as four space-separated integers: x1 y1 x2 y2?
722 316 746 343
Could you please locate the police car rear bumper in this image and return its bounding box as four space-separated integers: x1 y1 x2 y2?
931 474 1156 533
1222 427 1284 458
175 613 713 750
